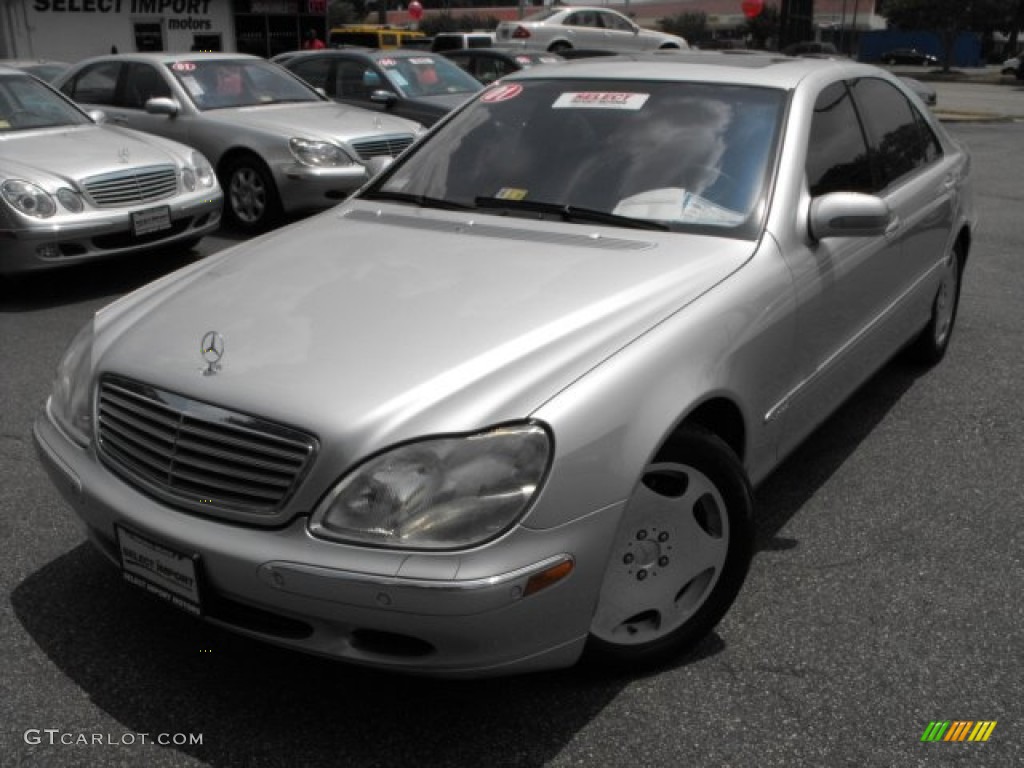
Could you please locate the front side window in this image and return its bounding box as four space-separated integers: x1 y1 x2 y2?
122 63 171 109
167 59 318 110
366 79 785 238
850 77 940 188
806 81 874 197
289 57 333 93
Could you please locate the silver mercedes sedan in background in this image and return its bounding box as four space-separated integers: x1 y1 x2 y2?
496 6 688 53
35 53 974 677
54 53 424 232
1 65 221 275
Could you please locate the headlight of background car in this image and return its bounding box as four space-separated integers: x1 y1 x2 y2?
49 320 95 447
192 151 216 188
2 179 57 218
289 138 356 167
310 424 551 550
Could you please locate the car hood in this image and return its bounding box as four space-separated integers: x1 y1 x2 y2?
94 201 753 455
198 101 422 140
0 124 180 183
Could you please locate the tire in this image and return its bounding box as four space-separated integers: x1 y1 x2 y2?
221 154 282 234
548 41 571 53
587 426 754 669
908 244 964 366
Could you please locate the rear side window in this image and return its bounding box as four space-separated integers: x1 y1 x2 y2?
63 61 121 105
850 77 942 188
806 81 874 196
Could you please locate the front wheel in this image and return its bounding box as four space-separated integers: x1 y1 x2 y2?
908 245 963 365
548 41 571 53
587 426 754 669
221 154 282 234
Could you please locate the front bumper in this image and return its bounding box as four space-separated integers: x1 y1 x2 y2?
0 192 222 275
275 162 370 215
34 408 622 677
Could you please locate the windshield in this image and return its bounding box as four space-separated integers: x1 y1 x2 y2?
375 55 481 99
0 73 90 132
167 59 320 110
367 79 784 237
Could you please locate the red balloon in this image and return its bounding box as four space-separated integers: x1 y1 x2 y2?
408 1 424 21
741 0 764 18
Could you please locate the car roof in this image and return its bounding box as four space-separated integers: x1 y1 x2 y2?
74 52 265 65
503 51 887 90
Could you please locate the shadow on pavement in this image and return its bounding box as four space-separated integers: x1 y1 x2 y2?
10 543 720 766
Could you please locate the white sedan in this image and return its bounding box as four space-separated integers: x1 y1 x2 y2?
496 6 687 53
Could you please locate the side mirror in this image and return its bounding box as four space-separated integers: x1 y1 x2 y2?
370 89 397 106
808 192 892 241
144 97 179 116
88 109 107 124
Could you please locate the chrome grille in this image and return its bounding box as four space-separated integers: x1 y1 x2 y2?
97 377 317 519
82 165 178 208
351 135 415 161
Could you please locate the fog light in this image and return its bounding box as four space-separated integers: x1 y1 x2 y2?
36 243 61 259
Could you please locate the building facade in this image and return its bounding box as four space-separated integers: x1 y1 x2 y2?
0 0 328 61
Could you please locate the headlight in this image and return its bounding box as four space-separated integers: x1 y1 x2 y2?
310 424 551 550
181 168 196 191
2 180 57 218
49 319 96 447
191 151 216 188
289 138 355 167
55 187 84 213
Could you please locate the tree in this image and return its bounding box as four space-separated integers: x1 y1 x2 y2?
880 0 997 70
746 4 780 50
659 12 708 44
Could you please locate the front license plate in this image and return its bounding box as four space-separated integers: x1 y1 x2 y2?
116 525 202 616
131 206 172 237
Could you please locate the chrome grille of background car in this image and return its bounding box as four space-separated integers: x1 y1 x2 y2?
97 377 317 519
82 165 178 207
351 135 415 160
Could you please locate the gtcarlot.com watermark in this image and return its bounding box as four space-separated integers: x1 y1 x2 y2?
25 729 203 747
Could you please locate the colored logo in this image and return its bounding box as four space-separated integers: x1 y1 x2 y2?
921 721 997 742
481 84 523 103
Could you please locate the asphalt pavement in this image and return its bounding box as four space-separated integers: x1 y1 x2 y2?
1 104 1022 767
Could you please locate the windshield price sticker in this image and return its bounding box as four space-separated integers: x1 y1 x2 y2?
172 61 197 72
481 83 523 103
378 58 398 67
409 57 434 65
553 92 650 110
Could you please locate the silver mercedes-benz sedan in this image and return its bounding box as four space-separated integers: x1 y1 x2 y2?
35 53 974 677
1 66 221 275
54 53 424 232
496 6 688 53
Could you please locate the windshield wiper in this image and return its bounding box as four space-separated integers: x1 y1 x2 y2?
362 190 475 211
474 197 670 231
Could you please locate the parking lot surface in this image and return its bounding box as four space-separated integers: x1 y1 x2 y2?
1 115 1022 766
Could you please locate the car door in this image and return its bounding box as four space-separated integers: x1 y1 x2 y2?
561 11 603 48
848 76 955 325
774 80 907 452
107 62 192 145
597 11 643 51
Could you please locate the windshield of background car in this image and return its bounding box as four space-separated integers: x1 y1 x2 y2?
370 79 785 237
0 73 90 132
376 55 481 98
166 59 319 110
